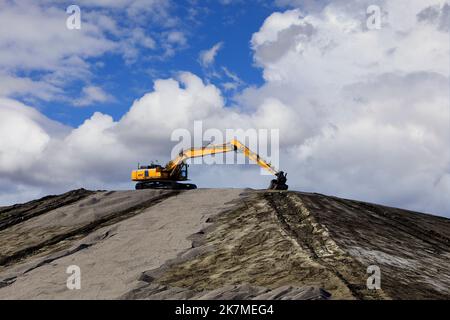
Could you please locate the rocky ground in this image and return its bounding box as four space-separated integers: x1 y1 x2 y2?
0 189 448 300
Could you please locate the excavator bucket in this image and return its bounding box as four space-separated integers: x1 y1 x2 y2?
268 172 288 190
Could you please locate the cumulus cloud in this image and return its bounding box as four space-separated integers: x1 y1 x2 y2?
242 0 450 215
0 98 69 198
0 72 291 204
0 69 299 193
0 100 51 173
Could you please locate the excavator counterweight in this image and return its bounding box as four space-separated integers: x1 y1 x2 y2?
131 139 288 191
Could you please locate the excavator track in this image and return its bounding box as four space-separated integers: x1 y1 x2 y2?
136 181 197 190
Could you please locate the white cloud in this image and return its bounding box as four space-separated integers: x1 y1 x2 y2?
199 45 246 92
121 27 157 63
0 102 50 172
0 1 115 102
0 72 63 101
75 0 173 22
0 0 177 102
167 31 187 46
242 0 450 215
199 42 224 67
159 30 188 58
221 67 245 91
0 98 68 174
0 72 294 198
73 86 114 107
0 2 115 72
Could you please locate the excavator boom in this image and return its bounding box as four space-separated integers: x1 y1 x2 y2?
166 143 235 172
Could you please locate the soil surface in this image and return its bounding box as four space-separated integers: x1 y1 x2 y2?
0 189 448 300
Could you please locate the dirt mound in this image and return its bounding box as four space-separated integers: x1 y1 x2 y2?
0 189 448 299
0 189 94 232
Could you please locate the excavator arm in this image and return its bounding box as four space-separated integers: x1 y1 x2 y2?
229 139 278 175
229 139 288 190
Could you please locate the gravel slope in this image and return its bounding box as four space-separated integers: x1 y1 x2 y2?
0 189 448 300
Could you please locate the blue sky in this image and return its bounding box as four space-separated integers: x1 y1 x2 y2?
30 1 283 127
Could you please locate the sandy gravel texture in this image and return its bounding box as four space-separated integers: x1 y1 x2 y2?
0 189 243 299
298 192 450 299
126 191 384 300
0 189 448 300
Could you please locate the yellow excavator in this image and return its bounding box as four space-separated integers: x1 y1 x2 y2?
131 139 288 190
